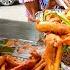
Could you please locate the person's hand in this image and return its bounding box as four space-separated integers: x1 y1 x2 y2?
24 0 34 2
64 0 70 7
28 15 40 22
28 15 35 22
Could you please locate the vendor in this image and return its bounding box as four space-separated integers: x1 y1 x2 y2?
24 0 56 14
19 0 70 21
23 0 57 21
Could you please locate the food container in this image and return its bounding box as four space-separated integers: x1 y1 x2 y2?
12 39 45 59
0 39 45 59
0 39 70 70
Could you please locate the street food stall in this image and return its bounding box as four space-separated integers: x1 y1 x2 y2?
0 0 70 70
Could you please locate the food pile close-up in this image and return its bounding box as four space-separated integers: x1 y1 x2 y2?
0 9 70 70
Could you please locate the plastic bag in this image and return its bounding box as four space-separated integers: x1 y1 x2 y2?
19 0 24 3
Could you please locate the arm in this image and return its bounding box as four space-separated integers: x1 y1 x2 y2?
64 0 70 8
24 0 40 16
47 0 57 9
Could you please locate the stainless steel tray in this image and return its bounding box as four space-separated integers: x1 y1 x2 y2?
0 39 69 70
0 19 39 41
0 39 45 59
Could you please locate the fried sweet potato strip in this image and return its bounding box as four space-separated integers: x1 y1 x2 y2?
54 46 63 70
5 55 21 67
32 59 45 70
43 34 62 70
10 49 41 70
10 60 36 70
61 34 70 45
0 64 5 70
4 39 15 47
36 21 70 35
0 56 5 66
32 34 63 70
34 62 46 70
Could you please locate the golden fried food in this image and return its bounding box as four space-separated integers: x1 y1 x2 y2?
1 10 70 70
35 9 70 70
10 60 36 70
61 34 70 45
43 34 62 70
0 56 5 66
32 34 63 70
36 21 70 35
34 62 46 70
54 46 63 70
5 55 22 67
0 64 5 70
44 34 62 47
10 49 41 70
45 13 62 23
32 59 45 70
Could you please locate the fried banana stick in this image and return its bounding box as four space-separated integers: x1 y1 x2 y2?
54 46 63 70
0 64 5 70
43 45 54 70
11 49 41 70
0 56 5 66
44 64 54 70
43 34 62 70
61 34 70 45
10 64 24 70
10 59 36 70
34 62 46 70
5 55 21 66
32 59 45 70
36 21 70 35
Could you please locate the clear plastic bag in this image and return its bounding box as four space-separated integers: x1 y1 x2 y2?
19 0 24 4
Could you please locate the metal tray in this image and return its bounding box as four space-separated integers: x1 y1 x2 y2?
0 39 45 59
0 39 70 69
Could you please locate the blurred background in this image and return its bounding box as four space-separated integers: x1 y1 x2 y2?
0 0 28 21
0 1 39 41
